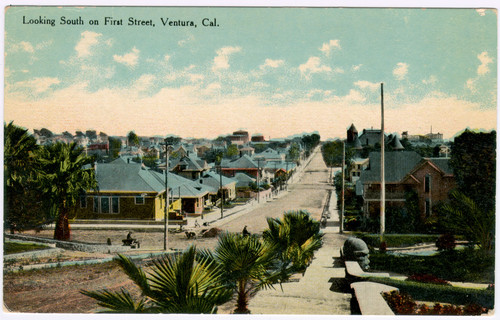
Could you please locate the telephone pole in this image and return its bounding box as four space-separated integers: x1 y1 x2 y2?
380 83 385 241
163 140 171 251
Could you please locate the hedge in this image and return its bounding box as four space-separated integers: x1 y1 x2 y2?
360 234 440 248
368 277 494 309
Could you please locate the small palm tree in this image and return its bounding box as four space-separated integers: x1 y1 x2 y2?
200 232 288 314
263 210 323 273
82 246 232 313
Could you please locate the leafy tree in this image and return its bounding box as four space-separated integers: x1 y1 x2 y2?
164 136 181 146
4 122 50 232
108 137 122 159
62 131 73 139
200 233 288 314
438 190 494 253
82 247 232 313
263 210 323 273
225 144 239 158
127 131 140 147
449 130 496 212
287 143 300 163
38 128 54 138
37 142 97 240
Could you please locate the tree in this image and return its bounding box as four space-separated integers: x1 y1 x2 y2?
37 142 97 240
263 210 323 273
287 143 300 163
449 130 496 212
86 130 97 141
4 122 50 232
82 247 232 313
127 131 140 147
200 232 288 314
164 135 181 146
225 144 239 158
108 137 122 159
438 190 494 253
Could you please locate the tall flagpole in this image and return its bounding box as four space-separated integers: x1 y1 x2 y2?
380 83 385 240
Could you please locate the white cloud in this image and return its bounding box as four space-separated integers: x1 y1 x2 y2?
134 74 156 92
339 89 366 103
466 78 477 92
307 89 332 98
352 64 363 71
113 47 140 67
393 62 409 80
164 55 171 63
13 77 60 93
319 40 341 56
20 41 34 53
354 80 380 91
422 75 437 85
212 46 242 72
75 31 102 58
259 59 284 70
299 57 331 79
477 51 493 75
188 74 204 83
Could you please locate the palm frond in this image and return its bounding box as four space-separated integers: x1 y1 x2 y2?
81 288 147 313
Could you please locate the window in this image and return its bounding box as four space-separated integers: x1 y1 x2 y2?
93 197 99 212
135 196 145 205
101 197 110 213
80 196 87 208
112 197 119 214
424 174 431 193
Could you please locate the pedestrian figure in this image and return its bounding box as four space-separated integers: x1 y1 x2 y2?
126 232 132 240
194 219 200 228
242 226 250 237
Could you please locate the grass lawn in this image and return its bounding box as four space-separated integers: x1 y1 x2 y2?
4 242 51 255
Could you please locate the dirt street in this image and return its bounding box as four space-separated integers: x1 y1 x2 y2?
4 149 335 313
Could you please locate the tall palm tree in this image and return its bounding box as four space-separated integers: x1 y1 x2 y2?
200 232 289 314
82 246 232 313
263 210 323 273
37 142 97 240
4 122 48 232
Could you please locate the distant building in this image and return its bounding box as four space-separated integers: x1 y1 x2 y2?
251 134 265 142
229 130 250 145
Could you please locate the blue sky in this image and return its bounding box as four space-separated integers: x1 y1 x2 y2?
4 6 497 139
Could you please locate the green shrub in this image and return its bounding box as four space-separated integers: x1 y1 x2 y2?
370 249 494 283
372 277 494 309
5 242 50 255
361 234 439 248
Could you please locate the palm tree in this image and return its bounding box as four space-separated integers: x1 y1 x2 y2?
263 210 323 273
4 122 49 232
37 142 97 240
439 190 495 253
200 232 289 314
81 246 232 313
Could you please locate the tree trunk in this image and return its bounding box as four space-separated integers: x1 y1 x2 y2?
54 206 70 241
234 280 250 314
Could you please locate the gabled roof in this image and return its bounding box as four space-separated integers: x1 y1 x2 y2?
233 172 256 187
427 158 453 175
196 172 237 193
96 162 165 192
359 151 422 183
223 154 259 169
171 155 208 172
150 170 210 198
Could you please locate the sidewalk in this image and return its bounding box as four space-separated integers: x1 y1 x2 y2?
247 184 352 315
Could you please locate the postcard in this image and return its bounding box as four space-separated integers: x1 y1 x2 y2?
3 4 497 317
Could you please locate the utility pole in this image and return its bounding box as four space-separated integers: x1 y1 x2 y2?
163 139 170 251
219 164 224 219
256 159 262 203
341 141 345 234
380 83 385 241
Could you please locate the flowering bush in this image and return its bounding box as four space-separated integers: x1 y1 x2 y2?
383 290 488 315
406 273 451 286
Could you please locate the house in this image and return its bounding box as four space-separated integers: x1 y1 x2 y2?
229 130 250 145
197 171 237 203
349 157 369 182
220 154 260 179
253 148 286 163
358 128 386 147
233 172 256 188
170 155 209 180
357 151 455 220
71 159 179 221
72 159 212 221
